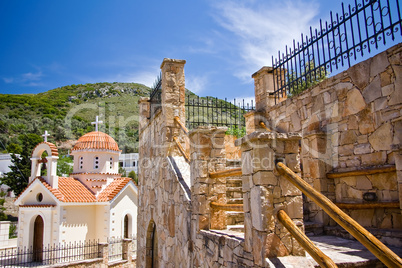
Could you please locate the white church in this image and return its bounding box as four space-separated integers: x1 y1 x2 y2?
14 117 138 250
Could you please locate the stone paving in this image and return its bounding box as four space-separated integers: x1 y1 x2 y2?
267 235 402 267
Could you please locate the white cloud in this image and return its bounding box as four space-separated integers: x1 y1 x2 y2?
2 70 44 86
22 71 43 81
186 74 209 94
210 0 320 81
2 77 14 83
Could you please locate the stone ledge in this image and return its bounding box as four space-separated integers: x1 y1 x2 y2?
235 131 302 146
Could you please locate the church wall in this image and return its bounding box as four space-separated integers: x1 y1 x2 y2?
96 205 109 243
17 207 55 248
61 205 97 243
72 151 119 175
109 185 138 239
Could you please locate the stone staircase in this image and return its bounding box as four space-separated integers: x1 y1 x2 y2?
226 160 245 228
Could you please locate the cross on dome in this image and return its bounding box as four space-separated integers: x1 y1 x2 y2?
91 116 103 131
42 130 50 142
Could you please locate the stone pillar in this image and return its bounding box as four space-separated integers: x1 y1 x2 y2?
160 58 187 157
235 131 304 265
252 66 276 112
122 238 132 262
301 131 332 228
190 126 227 231
138 97 150 130
244 111 269 135
29 157 41 182
98 243 108 265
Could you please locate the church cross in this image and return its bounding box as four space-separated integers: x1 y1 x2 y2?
91 116 103 131
42 130 50 142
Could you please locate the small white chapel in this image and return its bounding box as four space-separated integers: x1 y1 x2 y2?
15 117 138 249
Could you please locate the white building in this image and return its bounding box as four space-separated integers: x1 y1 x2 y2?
14 130 138 250
119 153 139 175
0 153 16 197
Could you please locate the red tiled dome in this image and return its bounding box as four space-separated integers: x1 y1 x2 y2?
72 131 120 152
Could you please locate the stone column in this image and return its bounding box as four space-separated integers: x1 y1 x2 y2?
46 155 59 189
190 126 227 231
235 131 304 266
122 238 132 262
252 66 276 112
244 111 268 135
98 243 108 265
138 97 150 130
160 58 187 157
301 131 332 228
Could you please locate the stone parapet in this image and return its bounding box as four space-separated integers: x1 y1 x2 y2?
237 131 304 265
189 126 227 231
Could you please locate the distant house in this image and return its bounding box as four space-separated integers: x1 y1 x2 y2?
119 153 139 175
0 153 16 197
14 130 138 250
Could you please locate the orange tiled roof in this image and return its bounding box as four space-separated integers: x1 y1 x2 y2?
71 131 120 152
32 142 59 157
18 176 132 204
19 204 56 208
57 177 97 202
97 177 131 202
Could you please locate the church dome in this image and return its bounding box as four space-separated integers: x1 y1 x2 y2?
72 131 120 152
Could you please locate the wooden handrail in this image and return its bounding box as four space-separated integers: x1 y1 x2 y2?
173 136 190 162
174 116 189 135
277 210 338 268
209 168 242 178
327 166 396 178
210 202 243 212
276 162 402 268
259 121 272 132
335 202 399 209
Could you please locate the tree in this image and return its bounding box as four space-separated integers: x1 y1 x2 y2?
57 155 73 176
128 170 138 185
0 191 7 221
0 134 42 196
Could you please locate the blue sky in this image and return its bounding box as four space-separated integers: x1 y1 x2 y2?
0 0 400 101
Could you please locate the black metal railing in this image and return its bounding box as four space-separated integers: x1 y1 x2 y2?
185 95 254 132
272 0 402 102
149 73 162 118
0 240 99 267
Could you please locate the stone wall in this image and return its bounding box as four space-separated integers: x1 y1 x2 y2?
137 59 193 267
251 43 402 245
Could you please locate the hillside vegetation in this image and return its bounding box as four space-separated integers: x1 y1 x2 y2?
0 82 150 154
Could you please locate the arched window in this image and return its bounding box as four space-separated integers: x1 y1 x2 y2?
80 156 83 169
124 215 129 238
94 156 99 169
109 157 113 170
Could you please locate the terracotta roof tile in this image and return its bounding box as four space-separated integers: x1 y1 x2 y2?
71 131 120 152
19 204 56 208
57 177 96 202
97 177 131 202
18 176 132 204
32 142 59 157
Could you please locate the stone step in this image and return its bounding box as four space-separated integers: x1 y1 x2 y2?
227 224 244 233
266 235 402 268
304 221 324 236
227 198 243 204
226 186 242 193
227 212 244 226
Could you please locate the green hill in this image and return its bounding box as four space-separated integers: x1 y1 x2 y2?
0 82 151 154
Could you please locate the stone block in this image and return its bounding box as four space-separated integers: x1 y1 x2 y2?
363 76 382 103
348 60 370 90
340 130 357 145
356 176 372 190
252 171 277 186
264 233 289 258
343 88 366 116
368 122 393 151
280 178 302 197
284 196 303 218
241 151 253 175
388 65 402 106
361 151 387 166
250 186 273 231
370 51 389 78
242 175 252 192
339 144 354 156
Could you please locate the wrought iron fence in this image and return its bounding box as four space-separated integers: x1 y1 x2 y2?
149 73 162 118
107 237 123 262
272 0 402 102
185 95 254 131
0 240 99 267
